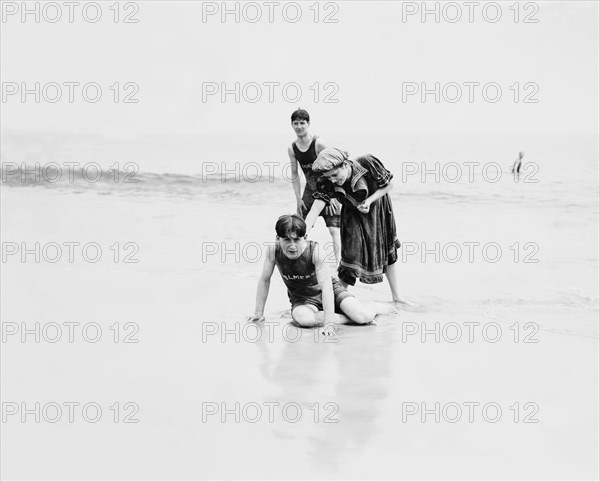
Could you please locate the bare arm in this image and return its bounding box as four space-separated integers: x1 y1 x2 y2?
249 243 276 321
358 182 394 213
315 137 327 155
288 146 305 214
313 244 334 326
304 199 326 233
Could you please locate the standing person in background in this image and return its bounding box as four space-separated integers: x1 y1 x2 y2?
288 109 342 265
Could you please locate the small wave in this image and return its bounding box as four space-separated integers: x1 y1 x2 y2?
1 164 288 199
482 291 599 310
3 164 596 211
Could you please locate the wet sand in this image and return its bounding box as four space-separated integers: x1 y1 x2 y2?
1 187 598 480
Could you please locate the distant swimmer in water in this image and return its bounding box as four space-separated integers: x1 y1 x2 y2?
247 214 394 332
511 151 524 175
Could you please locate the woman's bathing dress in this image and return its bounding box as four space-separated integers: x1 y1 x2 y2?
313 155 401 286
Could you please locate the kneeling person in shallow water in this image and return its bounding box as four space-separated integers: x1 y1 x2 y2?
248 214 392 327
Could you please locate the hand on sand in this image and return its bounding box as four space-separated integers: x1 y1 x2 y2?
321 323 338 337
247 314 265 323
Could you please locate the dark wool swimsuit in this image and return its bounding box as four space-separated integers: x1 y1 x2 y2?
313 155 401 285
293 136 341 228
274 241 353 312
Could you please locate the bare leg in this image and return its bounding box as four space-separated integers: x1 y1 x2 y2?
314 311 353 325
385 262 414 305
292 305 350 327
362 301 397 315
337 298 399 324
327 226 342 266
291 305 321 327
338 297 377 325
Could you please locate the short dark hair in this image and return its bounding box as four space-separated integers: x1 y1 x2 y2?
291 109 310 123
275 214 307 237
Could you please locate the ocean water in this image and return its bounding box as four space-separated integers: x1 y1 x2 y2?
1 132 598 480
2 132 598 334
2 0 598 477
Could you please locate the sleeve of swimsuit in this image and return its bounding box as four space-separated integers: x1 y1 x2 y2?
359 154 394 188
312 177 333 204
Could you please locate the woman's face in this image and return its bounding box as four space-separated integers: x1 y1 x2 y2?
323 164 349 186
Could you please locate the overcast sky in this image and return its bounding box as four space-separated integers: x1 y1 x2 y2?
1 1 598 142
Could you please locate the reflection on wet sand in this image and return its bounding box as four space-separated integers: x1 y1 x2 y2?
253 315 399 472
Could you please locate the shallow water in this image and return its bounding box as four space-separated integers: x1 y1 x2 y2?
1 131 599 480
2 0 599 476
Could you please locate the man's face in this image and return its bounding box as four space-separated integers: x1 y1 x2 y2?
277 233 307 259
292 119 309 136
